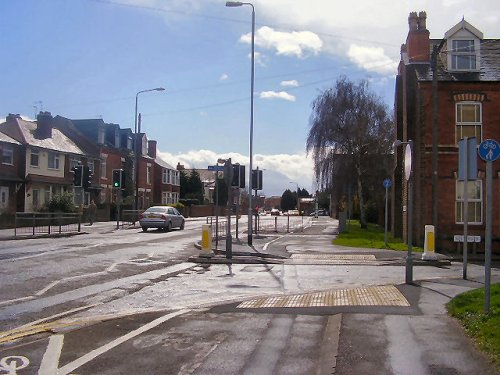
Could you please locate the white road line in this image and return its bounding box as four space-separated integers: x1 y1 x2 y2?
38 334 64 375
57 309 189 375
263 235 285 252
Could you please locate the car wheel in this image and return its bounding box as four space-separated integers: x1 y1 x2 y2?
166 222 172 232
142 227 148 232
180 220 185 230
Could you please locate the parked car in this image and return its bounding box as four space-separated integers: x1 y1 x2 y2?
310 209 328 216
270 208 281 216
139 206 185 232
287 209 300 216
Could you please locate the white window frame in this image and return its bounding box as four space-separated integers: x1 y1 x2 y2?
30 149 39 168
47 152 60 170
455 180 482 225
162 169 167 184
70 157 80 170
455 102 482 144
146 165 152 185
101 157 107 179
450 39 478 71
2 145 13 165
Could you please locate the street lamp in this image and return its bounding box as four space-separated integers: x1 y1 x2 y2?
394 139 414 285
289 181 300 213
226 1 255 246
134 87 165 210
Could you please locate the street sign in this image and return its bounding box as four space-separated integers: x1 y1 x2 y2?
458 137 477 180
478 139 500 162
208 165 224 172
453 235 481 243
383 179 392 188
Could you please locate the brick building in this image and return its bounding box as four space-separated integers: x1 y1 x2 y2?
393 12 500 252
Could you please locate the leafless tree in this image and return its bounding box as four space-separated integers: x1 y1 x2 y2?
306 76 393 228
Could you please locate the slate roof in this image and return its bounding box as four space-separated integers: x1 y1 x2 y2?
415 39 500 82
155 157 176 170
0 117 84 155
0 131 21 145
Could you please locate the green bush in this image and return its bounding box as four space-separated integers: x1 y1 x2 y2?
47 192 76 213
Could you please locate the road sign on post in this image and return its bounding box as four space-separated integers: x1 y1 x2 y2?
478 138 499 314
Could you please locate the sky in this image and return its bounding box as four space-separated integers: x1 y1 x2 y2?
1 0 499 196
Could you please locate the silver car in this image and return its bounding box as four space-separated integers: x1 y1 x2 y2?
139 206 185 232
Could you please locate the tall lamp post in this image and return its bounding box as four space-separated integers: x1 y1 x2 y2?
226 1 255 245
394 139 414 285
289 181 300 213
134 87 165 210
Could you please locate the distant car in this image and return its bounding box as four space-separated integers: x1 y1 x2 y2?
287 209 300 216
139 206 185 232
270 208 280 216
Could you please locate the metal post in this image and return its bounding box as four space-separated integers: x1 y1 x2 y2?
226 177 233 259
463 137 469 280
116 188 121 230
406 176 413 284
484 160 492 313
215 168 219 249
247 5 255 246
384 185 389 246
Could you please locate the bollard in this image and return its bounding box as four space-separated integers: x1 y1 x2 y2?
200 224 214 257
422 225 437 260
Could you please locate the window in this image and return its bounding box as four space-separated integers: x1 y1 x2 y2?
88 160 95 173
162 191 168 205
47 152 60 170
146 165 152 185
44 185 52 204
101 157 107 178
456 102 481 143
162 169 167 184
451 40 477 70
2 145 13 165
175 171 180 186
456 180 482 224
70 158 80 170
32 189 39 209
30 149 39 167
0 186 8 209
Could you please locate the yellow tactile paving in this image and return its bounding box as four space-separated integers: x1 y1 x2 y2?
236 285 410 309
289 254 378 265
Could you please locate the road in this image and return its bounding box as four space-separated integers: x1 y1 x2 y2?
0 217 498 374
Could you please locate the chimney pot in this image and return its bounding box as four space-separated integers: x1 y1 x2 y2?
35 111 54 139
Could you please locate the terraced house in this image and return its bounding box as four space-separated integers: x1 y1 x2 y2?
394 12 500 252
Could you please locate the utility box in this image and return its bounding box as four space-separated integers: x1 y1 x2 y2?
422 225 437 260
338 211 347 233
200 224 213 257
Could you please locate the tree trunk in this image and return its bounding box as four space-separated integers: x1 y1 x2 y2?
356 163 367 228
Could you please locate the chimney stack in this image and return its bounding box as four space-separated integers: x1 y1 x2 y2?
148 140 157 159
405 11 430 63
35 111 54 139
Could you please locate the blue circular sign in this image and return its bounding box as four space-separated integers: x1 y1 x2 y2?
478 139 500 162
383 179 392 188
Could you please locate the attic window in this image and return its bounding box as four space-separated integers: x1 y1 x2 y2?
450 40 477 70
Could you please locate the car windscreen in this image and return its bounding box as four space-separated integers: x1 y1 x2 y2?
145 207 167 213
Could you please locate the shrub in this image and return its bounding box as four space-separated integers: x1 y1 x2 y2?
47 192 76 213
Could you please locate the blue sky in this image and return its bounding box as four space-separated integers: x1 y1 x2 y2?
1 0 499 196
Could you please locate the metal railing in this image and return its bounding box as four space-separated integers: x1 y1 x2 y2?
121 210 143 227
256 215 310 233
14 212 81 237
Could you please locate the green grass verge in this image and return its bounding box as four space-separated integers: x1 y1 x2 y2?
446 283 500 369
333 220 424 252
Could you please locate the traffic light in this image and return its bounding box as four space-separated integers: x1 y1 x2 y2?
112 169 123 188
72 165 82 187
252 169 263 190
232 164 245 188
82 166 93 189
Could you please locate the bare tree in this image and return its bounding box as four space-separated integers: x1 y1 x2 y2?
306 76 393 228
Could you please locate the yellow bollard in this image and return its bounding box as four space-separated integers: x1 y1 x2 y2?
200 224 213 257
422 225 437 260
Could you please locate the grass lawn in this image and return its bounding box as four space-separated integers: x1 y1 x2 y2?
333 220 424 252
446 283 500 369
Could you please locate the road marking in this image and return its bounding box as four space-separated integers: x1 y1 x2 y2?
57 309 189 375
236 285 409 309
289 253 379 265
38 334 64 375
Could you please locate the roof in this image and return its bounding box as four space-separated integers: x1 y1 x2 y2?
444 18 483 40
0 131 21 145
155 156 176 170
414 38 500 82
1 117 84 155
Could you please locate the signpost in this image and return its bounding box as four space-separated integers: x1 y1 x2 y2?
383 178 392 246
478 139 499 314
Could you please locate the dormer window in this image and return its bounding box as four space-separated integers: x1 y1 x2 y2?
451 40 476 70
445 18 482 72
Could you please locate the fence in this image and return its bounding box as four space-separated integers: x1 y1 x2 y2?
121 210 143 227
14 212 81 237
256 215 311 233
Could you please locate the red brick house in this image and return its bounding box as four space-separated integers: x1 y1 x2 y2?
393 12 500 252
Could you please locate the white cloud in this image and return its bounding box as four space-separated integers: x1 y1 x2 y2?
219 73 229 81
347 45 398 75
259 91 296 102
156 149 314 196
280 80 299 87
240 26 322 58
